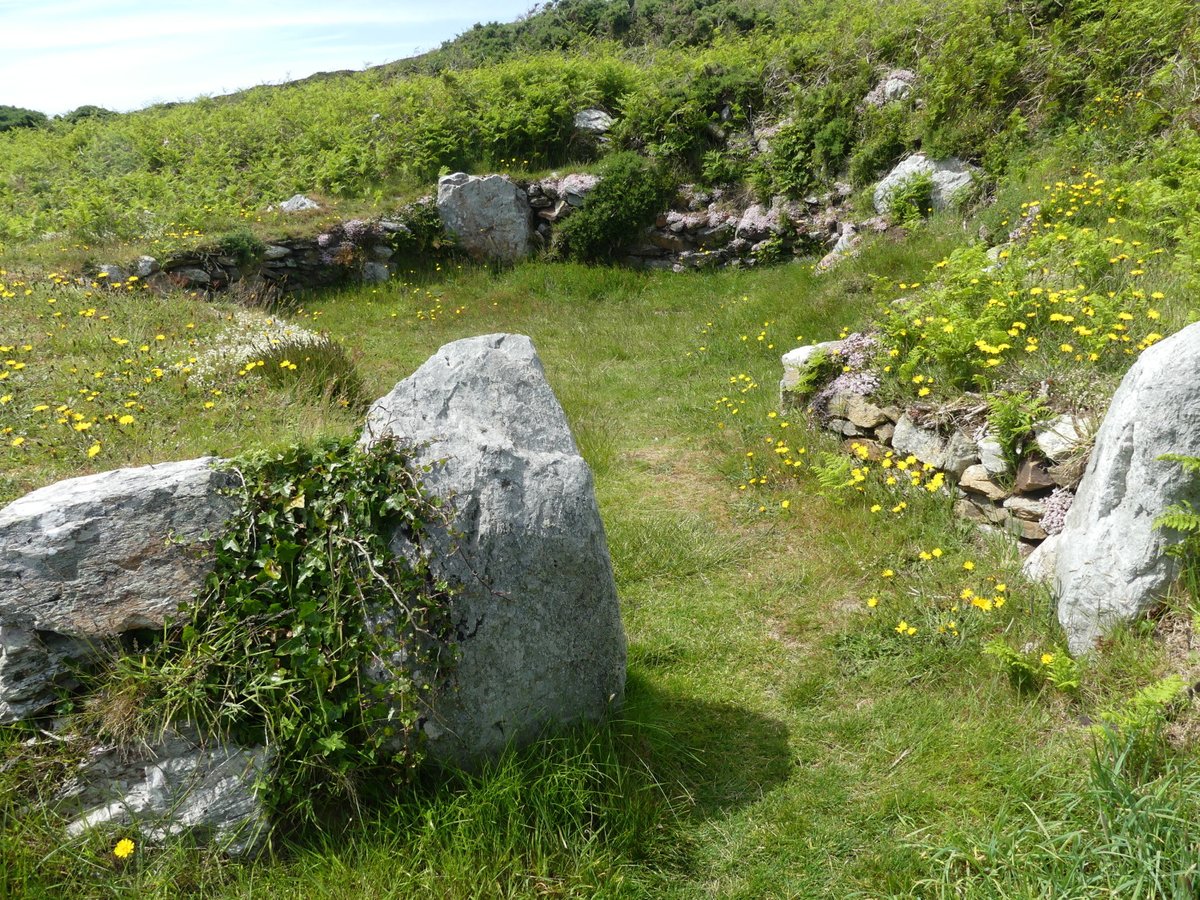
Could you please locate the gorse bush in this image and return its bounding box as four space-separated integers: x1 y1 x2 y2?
554 152 672 261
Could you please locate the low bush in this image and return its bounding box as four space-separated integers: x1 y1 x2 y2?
554 152 672 261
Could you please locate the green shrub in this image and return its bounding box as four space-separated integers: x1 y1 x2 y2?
86 437 459 823
887 171 935 226
554 152 672 261
987 389 1052 471
751 80 863 198
215 225 266 264
983 638 1081 695
849 104 912 187
1096 676 1189 766
0 104 46 132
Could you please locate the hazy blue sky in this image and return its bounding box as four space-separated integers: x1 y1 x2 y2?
1 0 535 115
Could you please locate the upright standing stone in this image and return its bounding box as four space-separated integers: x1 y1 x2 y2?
361 333 626 765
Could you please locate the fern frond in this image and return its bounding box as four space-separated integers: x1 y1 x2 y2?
1158 453 1200 473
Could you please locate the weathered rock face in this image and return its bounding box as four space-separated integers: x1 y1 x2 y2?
574 108 614 134
1035 414 1088 463
557 173 601 207
1023 533 1060 584
863 69 918 107
779 340 844 401
0 458 269 850
277 193 320 213
891 414 979 478
0 458 237 641
0 626 87 723
873 154 979 215
437 173 532 264
61 727 270 856
361 333 626 766
1055 321 1200 654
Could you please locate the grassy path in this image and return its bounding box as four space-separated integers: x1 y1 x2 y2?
260 247 1088 897
0 241 1133 898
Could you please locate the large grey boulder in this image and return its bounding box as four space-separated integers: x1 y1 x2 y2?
436 173 532 264
0 458 236 640
873 153 979 215
361 333 626 766
0 457 235 722
61 727 270 856
1055 322 1200 654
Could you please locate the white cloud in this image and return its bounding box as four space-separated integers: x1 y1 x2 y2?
0 0 534 113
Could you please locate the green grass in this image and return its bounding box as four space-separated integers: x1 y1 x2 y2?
4 208 1200 897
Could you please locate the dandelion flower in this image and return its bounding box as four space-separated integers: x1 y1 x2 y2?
113 838 135 859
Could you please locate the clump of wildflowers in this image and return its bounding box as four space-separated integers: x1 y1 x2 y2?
1040 486 1074 536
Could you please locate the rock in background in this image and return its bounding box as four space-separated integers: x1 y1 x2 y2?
437 173 533 263
362 333 627 766
874 154 979 214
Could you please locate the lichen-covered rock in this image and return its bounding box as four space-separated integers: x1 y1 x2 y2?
863 69 918 107
892 415 979 478
61 727 270 856
558 173 601 207
436 173 532 264
0 626 88 723
1055 321 1200 654
277 194 320 213
779 341 844 401
573 108 614 134
977 433 1011 479
1034 414 1088 463
873 154 979 215
361 333 626 766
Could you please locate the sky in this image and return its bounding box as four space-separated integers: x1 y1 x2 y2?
0 0 536 115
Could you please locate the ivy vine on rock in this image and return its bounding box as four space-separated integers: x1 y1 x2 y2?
109 437 460 823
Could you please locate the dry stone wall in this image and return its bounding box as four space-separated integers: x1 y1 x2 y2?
781 336 1085 554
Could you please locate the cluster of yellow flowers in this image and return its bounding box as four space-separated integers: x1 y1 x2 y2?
1084 90 1142 133
0 271 305 465
870 552 1011 640
883 171 1173 399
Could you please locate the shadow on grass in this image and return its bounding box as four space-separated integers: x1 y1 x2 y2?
234 670 793 897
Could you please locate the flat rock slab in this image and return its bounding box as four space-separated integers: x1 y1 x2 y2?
1055 321 1200 653
361 333 626 766
61 727 270 856
0 458 237 638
